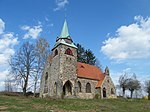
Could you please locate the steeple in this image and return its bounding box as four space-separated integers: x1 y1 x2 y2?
60 19 69 38
52 19 77 50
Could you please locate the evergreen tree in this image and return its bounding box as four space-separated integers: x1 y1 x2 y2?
76 43 85 62
76 43 96 65
84 49 96 65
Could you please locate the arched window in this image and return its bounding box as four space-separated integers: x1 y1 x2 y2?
45 72 48 85
44 72 48 93
111 88 114 94
65 48 73 56
54 49 58 57
86 83 91 93
78 81 82 92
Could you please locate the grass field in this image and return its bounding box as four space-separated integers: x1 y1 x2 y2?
0 95 150 112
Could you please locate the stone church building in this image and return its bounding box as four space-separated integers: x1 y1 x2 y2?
40 20 116 99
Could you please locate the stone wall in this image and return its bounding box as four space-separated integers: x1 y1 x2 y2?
77 77 99 99
101 75 116 98
59 45 77 97
46 44 77 98
59 44 77 81
39 59 51 97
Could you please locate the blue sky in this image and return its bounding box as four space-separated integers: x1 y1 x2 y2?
0 0 150 91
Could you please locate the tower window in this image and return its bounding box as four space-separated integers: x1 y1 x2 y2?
54 49 58 57
65 48 73 56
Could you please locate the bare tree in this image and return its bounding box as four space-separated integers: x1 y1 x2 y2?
145 80 150 100
33 38 50 97
9 42 36 95
127 74 141 98
118 73 129 97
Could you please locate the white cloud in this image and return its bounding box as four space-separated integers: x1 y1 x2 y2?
0 18 18 91
0 19 5 34
0 33 18 68
101 15 150 62
54 0 69 11
21 24 42 39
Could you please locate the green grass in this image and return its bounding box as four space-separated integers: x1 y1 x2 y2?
0 95 150 112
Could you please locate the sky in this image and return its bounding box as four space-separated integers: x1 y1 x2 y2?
0 0 150 91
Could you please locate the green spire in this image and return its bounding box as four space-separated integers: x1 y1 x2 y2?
60 19 69 38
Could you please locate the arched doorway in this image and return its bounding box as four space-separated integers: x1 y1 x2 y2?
103 87 106 98
63 80 72 96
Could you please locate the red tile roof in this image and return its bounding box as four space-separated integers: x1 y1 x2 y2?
95 74 105 88
77 62 105 88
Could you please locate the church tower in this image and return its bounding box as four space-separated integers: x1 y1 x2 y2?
49 19 77 98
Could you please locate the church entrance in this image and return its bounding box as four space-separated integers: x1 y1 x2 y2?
103 87 106 98
63 80 72 96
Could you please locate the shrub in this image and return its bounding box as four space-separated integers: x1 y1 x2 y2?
94 94 100 99
108 95 117 99
143 96 148 100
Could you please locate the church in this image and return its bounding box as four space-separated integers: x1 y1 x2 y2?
40 20 116 99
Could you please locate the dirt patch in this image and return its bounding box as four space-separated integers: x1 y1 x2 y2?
32 104 44 110
0 106 8 111
144 104 150 108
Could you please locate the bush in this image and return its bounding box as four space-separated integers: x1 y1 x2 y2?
143 96 148 100
108 95 117 99
94 94 100 99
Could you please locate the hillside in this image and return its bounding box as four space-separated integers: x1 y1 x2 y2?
0 94 150 112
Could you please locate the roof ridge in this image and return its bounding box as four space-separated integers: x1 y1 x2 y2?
77 62 100 68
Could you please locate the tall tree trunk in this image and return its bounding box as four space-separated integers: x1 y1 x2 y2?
24 60 29 96
23 74 29 96
130 90 133 98
123 88 125 97
23 87 26 96
34 73 38 97
148 93 150 100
